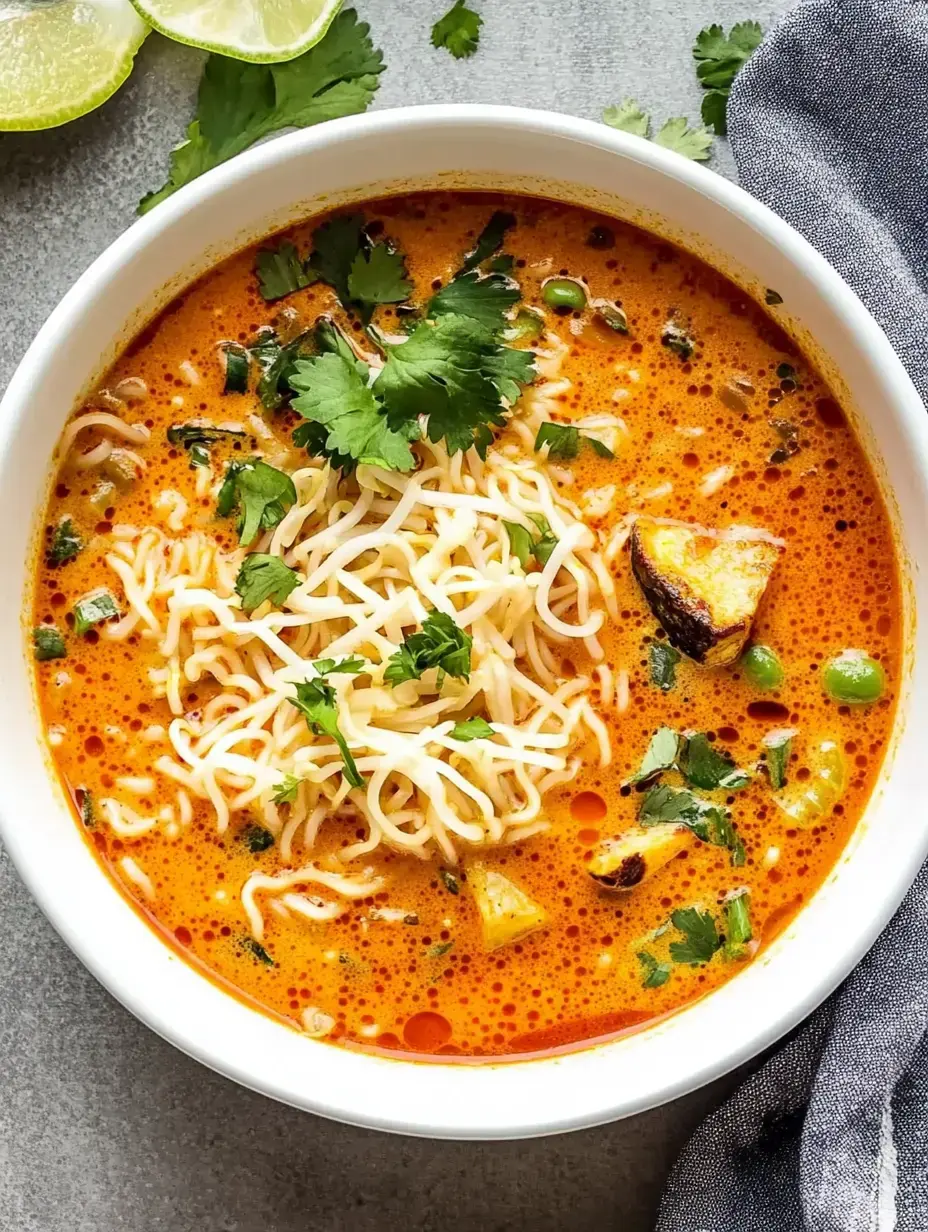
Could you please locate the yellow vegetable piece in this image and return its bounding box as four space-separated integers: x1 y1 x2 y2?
468 864 547 952
775 739 845 827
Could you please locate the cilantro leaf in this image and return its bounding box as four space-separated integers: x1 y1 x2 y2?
384 610 473 687
450 716 494 741
314 315 369 377
139 10 385 213
290 678 364 788
640 784 745 866
653 116 714 162
242 937 276 966
33 626 66 662
311 657 367 676
375 315 534 456
460 211 516 274
347 243 413 317
637 950 671 988
625 726 681 786
431 0 482 58
290 353 416 471
307 213 366 304
222 346 250 394
763 727 796 791
429 270 520 332
680 733 750 792
649 643 680 691
603 98 650 137
48 518 82 566
256 240 316 302
534 421 615 461
692 22 764 135
504 515 557 570
270 776 301 807
167 423 249 451
234 554 300 614
669 906 722 965
73 590 119 636
241 823 275 851
701 90 729 136
249 328 314 411
217 459 297 546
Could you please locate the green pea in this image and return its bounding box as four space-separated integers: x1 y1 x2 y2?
823 651 885 704
740 644 785 692
542 278 587 312
506 308 545 344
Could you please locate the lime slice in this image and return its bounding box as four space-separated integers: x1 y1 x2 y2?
0 1 149 132
130 0 342 61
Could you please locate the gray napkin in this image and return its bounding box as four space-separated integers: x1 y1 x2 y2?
658 2 928 1229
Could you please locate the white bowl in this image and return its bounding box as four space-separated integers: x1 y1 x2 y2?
2 105 927 1140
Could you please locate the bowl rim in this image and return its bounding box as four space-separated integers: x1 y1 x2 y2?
3 102 928 1139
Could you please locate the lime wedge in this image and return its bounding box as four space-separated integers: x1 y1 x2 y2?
130 0 343 61
0 1 149 132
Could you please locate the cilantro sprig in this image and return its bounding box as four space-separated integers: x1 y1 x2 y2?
140 10 385 212
234 554 300 615
504 514 557 569
534 422 614 461
48 518 82 566
384 610 473 688
693 22 764 135
289 669 364 789
217 459 297 547
603 98 713 161
431 0 482 58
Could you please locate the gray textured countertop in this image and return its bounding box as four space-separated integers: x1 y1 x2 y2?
0 2 790 1228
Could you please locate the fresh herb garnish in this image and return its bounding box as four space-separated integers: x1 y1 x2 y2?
603 98 713 161
256 240 316 302
375 315 535 457
384 609 473 687
289 676 364 789
648 643 680 691
167 423 249 451
450 716 494 741
428 940 455 958
637 950 672 988
33 625 66 661
534 421 615 461
625 726 681 786
724 890 752 958
429 270 521 332
216 459 297 547
431 0 482 58
139 10 385 212
504 514 558 570
73 590 119 636
290 353 416 472
242 937 276 966
640 784 745 865
461 211 517 274
271 776 301 806
679 733 750 791
439 868 460 894
48 518 82 566
669 906 722 965
241 823 275 852
310 656 367 676
692 22 764 136
79 789 95 829
234 553 300 614
304 212 411 322
347 242 413 318
763 728 796 791
252 330 314 411
661 319 696 361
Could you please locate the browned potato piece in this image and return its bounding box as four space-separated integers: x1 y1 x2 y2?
587 825 689 891
630 518 782 667
468 864 548 951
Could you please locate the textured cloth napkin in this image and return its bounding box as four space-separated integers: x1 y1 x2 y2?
658 2 928 1229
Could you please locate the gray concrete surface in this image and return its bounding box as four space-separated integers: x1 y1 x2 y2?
0 2 791 1228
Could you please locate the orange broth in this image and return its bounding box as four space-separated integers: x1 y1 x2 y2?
31 192 901 1058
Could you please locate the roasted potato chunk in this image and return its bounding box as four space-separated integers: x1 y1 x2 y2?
630 518 782 667
587 825 689 891
468 864 547 951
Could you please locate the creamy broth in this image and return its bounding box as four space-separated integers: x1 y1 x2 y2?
32 192 900 1058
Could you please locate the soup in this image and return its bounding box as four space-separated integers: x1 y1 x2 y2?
31 192 901 1058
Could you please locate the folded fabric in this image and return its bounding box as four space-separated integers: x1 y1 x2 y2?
658 2 928 1229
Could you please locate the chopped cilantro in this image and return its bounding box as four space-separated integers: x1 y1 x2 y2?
637 950 671 988
603 99 713 160
48 518 82 566
504 514 557 570
347 242 413 320
289 353 416 472
450 716 494 741
234 554 300 614
310 656 367 676
73 590 119 636
242 937 276 966
33 625 66 661
253 330 314 411
139 10 385 212
216 459 297 547
290 677 364 789
307 213 365 303
431 0 482 58
428 940 455 958
693 22 764 135
167 423 249 450
648 643 680 691
241 823 275 852
661 319 696 360
724 890 752 958
256 240 316 302
313 315 369 378
429 270 520 332
534 421 614 461
640 784 744 865
625 726 681 786
439 868 460 895
669 906 722 965
271 776 301 806
384 609 473 687
763 728 796 791
680 733 750 791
